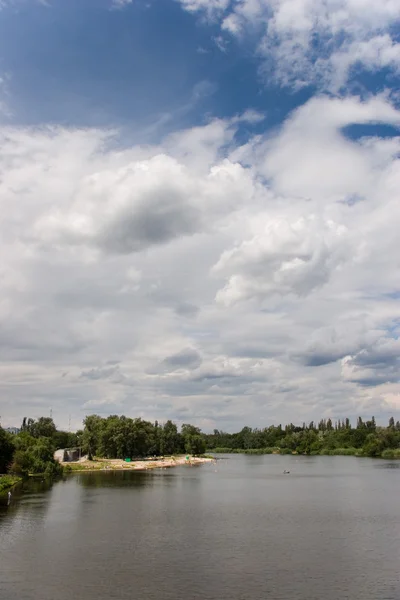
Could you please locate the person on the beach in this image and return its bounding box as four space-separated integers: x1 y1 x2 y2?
7 491 11 505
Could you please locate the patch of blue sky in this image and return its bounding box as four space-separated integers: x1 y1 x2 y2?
0 0 318 141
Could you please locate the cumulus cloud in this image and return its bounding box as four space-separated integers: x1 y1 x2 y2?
0 118 253 257
178 0 400 90
212 95 400 307
213 215 348 305
1 94 400 430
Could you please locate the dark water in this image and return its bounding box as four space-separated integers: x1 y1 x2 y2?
1 455 400 600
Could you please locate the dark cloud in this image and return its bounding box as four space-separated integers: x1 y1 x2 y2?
97 189 200 254
343 339 400 386
349 345 399 369
175 302 200 318
162 348 202 371
148 348 203 375
191 372 240 382
80 365 122 381
301 351 348 367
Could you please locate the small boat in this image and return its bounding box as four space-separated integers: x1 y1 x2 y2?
283 470 290 474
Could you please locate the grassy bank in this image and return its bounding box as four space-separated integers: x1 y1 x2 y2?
0 475 22 492
381 448 400 459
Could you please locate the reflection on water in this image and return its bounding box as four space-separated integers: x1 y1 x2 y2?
374 461 400 469
76 470 160 488
0 477 54 509
0 456 400 600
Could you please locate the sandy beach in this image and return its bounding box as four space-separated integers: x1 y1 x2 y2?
63 455 215 472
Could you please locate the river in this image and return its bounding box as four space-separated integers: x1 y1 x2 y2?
1 455 399 600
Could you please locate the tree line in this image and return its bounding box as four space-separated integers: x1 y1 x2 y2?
205 416 400 458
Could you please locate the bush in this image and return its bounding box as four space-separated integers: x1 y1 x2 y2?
10 449 31 476
332 447 357 456
0 475 21 492
10 437 63 477
381 448 400 459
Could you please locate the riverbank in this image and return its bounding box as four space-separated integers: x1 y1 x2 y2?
0 475 22 493
63 455 215 472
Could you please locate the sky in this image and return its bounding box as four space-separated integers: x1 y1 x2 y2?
0 0 400 432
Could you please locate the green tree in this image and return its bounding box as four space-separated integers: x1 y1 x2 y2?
82 415 104 460
185 434 206 455
53 430 78 449
0 425 14 473
27 417 57 439
162 421 180 454
10 436 62 477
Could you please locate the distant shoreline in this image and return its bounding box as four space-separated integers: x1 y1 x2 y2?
209 448 400 458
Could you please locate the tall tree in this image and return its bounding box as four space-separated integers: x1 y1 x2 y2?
27 417 57 439
0 425 14 473
83 415 103 460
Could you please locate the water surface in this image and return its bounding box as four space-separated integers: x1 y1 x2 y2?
1 455 399 600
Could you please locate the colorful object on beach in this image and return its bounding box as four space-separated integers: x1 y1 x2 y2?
186 455 189 461
125 458 131 462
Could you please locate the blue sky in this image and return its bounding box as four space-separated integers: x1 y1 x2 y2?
0 0 400 431
0 0 315 133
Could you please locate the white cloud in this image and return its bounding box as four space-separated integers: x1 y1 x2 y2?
259 95 400 199
231 109 266 124
178 0 230 18
30 132 255 254
330 35 400 92
213 35 229 52
213 214 349 305
1 94 400 430
111 0 133 8
179 0 400 90
213 95 400 307
0 74 12 118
